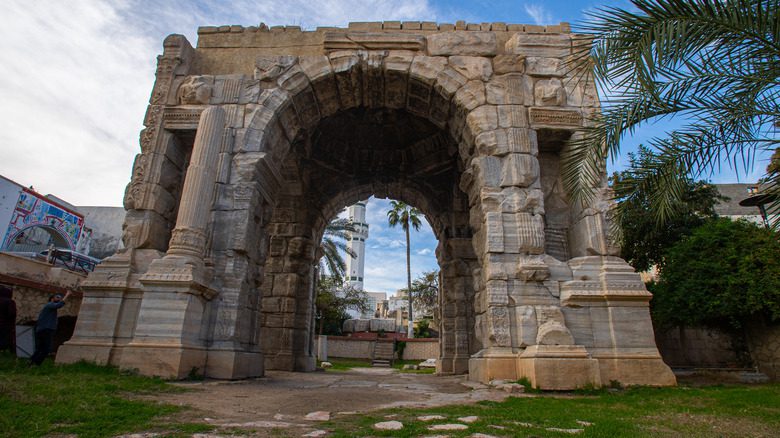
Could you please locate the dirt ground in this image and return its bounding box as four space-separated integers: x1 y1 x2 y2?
143 367 509 436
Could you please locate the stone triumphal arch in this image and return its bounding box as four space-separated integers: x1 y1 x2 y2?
58 21 676 389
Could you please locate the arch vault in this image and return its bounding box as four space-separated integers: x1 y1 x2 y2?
57 21 675 389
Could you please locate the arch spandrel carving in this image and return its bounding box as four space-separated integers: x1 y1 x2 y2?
59 23 676 389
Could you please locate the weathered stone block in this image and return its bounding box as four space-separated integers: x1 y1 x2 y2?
506 33 572 58
475 128 537 157
515 305 537 347
409 56 448 85
492 54 526 74
525 57 563 76
465 105 498 137
427 32 498 56
534 78 565 106
496 105 528 128
448 56 493 81
502 212 545 254
486 74 525 105
500 153 539 187
454 80 486 111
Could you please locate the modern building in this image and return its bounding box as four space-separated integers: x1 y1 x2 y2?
344 200 369 290
1 174 125 260
0 174 91 254
714 183 774 226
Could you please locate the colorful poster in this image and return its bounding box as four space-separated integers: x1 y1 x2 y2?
1 189 85 251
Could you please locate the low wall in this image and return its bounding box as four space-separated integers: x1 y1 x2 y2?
1 252 85 355
655 326 743 368
403 338 439 360
314 336 439 361
747 321 780 381
656 323 780 382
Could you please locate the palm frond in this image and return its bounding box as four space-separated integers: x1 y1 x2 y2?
566 0 780 226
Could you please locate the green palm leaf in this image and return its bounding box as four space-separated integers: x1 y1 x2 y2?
565 0 779 228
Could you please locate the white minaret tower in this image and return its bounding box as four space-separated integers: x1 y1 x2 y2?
345 200 369 290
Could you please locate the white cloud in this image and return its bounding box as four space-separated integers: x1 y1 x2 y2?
523 4 553 25
0 1 157 206
371 237 405 249
0 0 438 206
416 248 433 255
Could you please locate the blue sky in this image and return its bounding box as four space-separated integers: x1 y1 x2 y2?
343 197 439 294
0 1 773 292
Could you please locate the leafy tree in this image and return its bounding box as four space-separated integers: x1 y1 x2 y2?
650 218 780 331
399 270 440 327
315 276 370 336
318 217 356 284
387 200 422 338
612 146 724 271
414 319 433 338
565 0 779 228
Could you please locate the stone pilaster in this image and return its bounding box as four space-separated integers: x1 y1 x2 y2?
437 237 476 375
168 106 226 260
117 106 227 379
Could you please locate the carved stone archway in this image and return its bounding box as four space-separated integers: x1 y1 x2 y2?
58 21 675 389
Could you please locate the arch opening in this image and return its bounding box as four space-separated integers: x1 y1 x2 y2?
256 101 479 373
5 225 70 253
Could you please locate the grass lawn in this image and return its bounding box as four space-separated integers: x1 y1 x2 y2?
322 383 780 437
323 357 435 373
4 351 779 437
0 353 210 438
322 357 373 370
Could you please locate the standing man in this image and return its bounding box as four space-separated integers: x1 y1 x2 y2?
30 290 71 365
0 284 16 355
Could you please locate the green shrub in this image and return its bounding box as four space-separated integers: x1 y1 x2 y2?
651 219 780 331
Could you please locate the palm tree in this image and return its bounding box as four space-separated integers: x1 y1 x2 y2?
319 217 356 285
564 0 779 228
387 200 422 338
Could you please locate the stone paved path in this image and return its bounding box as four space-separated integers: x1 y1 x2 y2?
142 367 509 437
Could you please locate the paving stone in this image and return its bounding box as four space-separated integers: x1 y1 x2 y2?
304 411 330 421
546 427 584 434
302 431 328 437
419 415 448 421
428 424 469 431
374 421 404 430
221 421 296 428
458 416 479 423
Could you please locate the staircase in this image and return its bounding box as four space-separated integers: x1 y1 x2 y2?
371 340 395 367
